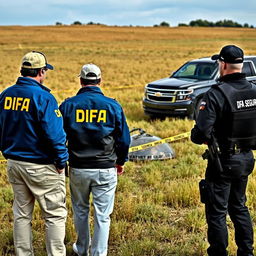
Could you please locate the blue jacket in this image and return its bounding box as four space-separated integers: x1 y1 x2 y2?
0 77 68 169
59 86 130 168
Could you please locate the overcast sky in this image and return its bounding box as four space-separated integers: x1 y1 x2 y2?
0 0 255 27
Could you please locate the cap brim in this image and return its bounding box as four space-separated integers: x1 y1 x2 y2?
211 54 219 60
46 63 54 70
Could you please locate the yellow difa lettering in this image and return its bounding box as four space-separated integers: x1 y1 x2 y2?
76 109 84 122
4 97 30 111
4 97 12 110
12 97 16 109
90 109 98 122
54 109 62 117
15 97 23 111
75 109 108 123
86 109 89 122
97 110 106 123
20 98 30 112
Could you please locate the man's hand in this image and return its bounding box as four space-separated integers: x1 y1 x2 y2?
56 168 65 174
115 165 124 175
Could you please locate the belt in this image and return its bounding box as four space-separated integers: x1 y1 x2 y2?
223 148 250 156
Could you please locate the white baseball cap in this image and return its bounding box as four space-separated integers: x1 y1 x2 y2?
79 64 101 80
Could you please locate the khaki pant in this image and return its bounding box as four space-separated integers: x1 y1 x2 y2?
7 159 67 256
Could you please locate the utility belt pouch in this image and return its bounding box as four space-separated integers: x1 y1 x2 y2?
202 149 209 160
199 179 207 204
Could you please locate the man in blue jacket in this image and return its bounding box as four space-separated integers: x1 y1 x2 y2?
60 63 130 256
0 51 68 256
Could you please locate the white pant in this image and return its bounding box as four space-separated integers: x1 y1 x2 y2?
7 159 67 256
70 167 117 256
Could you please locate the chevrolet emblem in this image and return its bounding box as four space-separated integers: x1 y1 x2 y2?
154 92 162 97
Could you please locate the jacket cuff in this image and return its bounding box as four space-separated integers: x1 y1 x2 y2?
55 162 66 170
116 159 125 166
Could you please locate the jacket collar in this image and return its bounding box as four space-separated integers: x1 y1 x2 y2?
77 86 103 95
16 77 51 92
218 72 246 82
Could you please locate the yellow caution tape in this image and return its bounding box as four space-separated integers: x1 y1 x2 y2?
0 159 7 165
108 85 138 90
1 85 140 96
129 131 190 153
0 131 190 164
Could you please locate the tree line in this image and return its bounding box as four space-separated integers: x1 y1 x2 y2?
178 19 254 28
55 19 254 28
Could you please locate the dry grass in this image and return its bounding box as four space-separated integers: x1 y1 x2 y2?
1 25 256 255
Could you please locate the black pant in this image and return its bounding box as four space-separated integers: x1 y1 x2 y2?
205 151 254 256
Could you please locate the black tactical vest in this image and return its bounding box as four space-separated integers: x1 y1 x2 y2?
218 82 256 149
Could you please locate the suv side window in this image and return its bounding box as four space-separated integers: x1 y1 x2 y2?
246 58 256 70
242 61 255 77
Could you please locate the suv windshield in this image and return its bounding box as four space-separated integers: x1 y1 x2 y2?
172 61 218 80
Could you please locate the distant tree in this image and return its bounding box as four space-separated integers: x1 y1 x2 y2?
250 25 254 28
244 23 249 28
188 19 251 28
72 21 82 25
215 19 242 27
86 21 105 26
189 19 214 27
178 23 188 27
159 21 170 27
153 24 159 27
55 22 62 26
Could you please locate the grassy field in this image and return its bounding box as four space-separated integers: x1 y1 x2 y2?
1 25 256 255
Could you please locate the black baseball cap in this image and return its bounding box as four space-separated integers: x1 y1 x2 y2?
211 45 244 63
